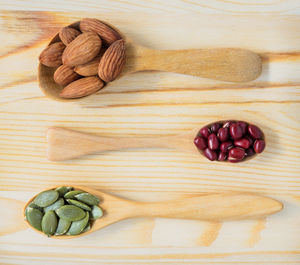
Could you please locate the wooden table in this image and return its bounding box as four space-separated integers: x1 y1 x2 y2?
1 1 300 264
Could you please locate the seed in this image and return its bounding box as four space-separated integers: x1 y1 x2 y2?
245 135 254 146
223 121 234 128
91 205 103 220
56 205 86 221
68 212 90 235
210 123 221 134
44 198 64 213
245 147 255 157
199 127 210 138
66 199 92 211
42 210 58 236
248 125 262 139
207 134 219 150
236 121 247 135
217 127 229 142
25 207 43 231
27 202 43 211
55 186 73 196
234 138 250 149
33 190 59 207
75 193 100 206
229 123 243 140
220 141 233 153
55 218 71 235
228 147 245 162
194 136 207 150
254 139 266 153
82 223 91 233
64 190 83 199
218 152 227 161
203 148 217 161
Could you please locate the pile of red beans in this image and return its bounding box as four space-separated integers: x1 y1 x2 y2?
194 121 265 162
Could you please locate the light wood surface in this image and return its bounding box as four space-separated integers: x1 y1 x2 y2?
0 2 300 265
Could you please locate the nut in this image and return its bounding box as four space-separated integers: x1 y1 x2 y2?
54 65 80 86
62 32 102 67
39 42 65 67
98 39 126 82
59 27 81 45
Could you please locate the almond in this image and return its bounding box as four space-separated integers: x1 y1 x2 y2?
54 65 80 86
59 76 104 99
62 32 101 67
39 42 65 67
59 27 81 45
98 39 126 82
80 18 121 45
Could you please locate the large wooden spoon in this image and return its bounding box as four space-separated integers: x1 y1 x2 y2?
38 20 262 101
24 186 282 238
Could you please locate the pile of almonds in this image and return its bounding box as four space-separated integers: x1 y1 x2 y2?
39 18 126 99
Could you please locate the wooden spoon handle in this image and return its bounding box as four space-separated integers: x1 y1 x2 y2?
131 46 262 82
132 193 282 221
47 127 168 161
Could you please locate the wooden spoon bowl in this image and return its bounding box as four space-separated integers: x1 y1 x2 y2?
38 19 262 102
24 185 282 238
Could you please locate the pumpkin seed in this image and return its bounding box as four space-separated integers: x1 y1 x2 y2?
66 199 91 211
33 190 59 207
42 210 58 236
82 223 91 233
55 186 73 196
44 198 64 213
55 218 71 235
56 205 85 221
75 192 100 206
91 205 103 220
27 202 43 211
64 190 83 199
25 207 43 231
67 212 89 235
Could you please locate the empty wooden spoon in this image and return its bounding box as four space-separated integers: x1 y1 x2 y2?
38 19 262 101
47 125 264 162
24 185 282 238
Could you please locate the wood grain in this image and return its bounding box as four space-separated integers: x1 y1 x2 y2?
0 7 300 265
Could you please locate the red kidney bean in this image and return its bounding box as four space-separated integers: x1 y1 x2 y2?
210 123 221 134
248 125 262 139
194 136 207 150
245 147 255 157
208 134 219 150
220 141 233 153
228 147 245 161
217 127 229 142
245 135 254 146
223 121 234 128
204 148 217 161
199 127 210 138
234 138 250 149
254 139 265 153
229 123 243 140
237 121 247 135
218 152 227 161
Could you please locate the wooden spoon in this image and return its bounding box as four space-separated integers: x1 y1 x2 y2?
47 126 264 162
38 20 262 101
24 186 283 238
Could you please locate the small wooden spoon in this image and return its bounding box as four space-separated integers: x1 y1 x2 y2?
47 126 263 162
38 20 262 101
24 186 282 238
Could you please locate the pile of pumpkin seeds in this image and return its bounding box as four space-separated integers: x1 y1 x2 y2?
25 186 103 236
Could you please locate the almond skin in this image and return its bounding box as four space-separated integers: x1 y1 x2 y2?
59 76 104 99
62 32 102 67
59 27 81 45
98 39 126 82
39 42 65 67
80 18 121 45
54 65 80 86
74 56 101 76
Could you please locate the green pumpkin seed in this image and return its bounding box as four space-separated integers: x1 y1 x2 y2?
91 205 103 220
67 212 90 235
33 190 59 207
25 207 43 231
27 202 43 211
44 198 64 213
66 199 91 211
82 223 91 233
42 210 58 236
64 190 83 199
55 186 73 196
55 218 71 235
75 192 100 206
56 205 85 221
